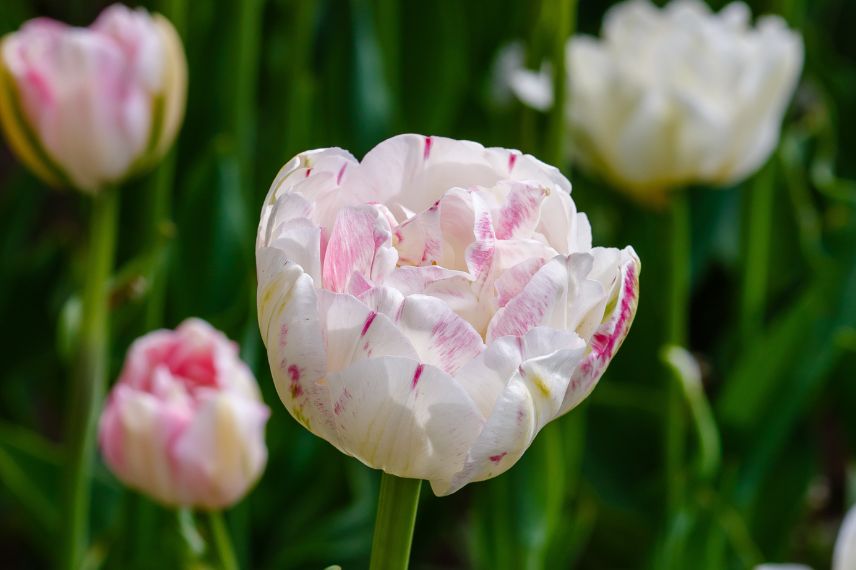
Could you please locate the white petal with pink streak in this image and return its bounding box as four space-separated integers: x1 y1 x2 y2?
327 357 484 484
560 247 640 414
256 248 337 441
435 327 585 495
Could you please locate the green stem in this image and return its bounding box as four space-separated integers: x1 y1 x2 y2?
665 193 690 519
62 188 119 570
738 161 775 346
231 0 263 188
543 0 575 166
369 473 422 570
142 155 176 331
209 511 239 570
139 0 186 331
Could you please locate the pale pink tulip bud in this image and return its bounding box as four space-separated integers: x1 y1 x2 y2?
0 4 187 193
256 134 640 495
99 319 270 510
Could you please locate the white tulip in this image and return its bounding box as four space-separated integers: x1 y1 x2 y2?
256 134 640 495
502 0 803 204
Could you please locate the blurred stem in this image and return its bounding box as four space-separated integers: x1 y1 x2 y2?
143 155 177 330
543 0 575 166
138 0 187 332
738 161 775 346
231 0 263 177
509 1 579 566
369 473 421 570
373 0 400 125
209 511 239 570
62 188 118 570
665 194 690 519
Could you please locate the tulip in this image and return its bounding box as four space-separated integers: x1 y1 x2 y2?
0 3 186 193
501 0 803 204
835 503 856 570
754 501 856 570
99 319 270 509
256 134 639 496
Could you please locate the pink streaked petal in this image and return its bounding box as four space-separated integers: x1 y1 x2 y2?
322 205 396 293
560 248 640 415
360 134 507 213
485 255 573 341
433 376 535 496
256 249 337 442
438 327 585 495
485 146 572 196
486 253 603 342
395 294 485 376
318 290 418 373
494 181 549 240
358 286 405 320
495 257 546 307
394 201 442 266
326 357 484 485
384 265 471 296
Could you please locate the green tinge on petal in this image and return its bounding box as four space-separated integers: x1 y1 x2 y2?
0 37 72 189
127 14 187 178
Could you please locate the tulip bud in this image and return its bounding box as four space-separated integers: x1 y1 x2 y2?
0 3 187 193
99 319 269 510
256 134 639 495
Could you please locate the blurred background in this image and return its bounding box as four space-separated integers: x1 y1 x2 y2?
1 0 855 568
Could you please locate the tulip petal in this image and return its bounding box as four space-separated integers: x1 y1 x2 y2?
327 357 484 484
257 248 338 441
560 247 640 415
318 290 418 372
394 201 442 266
437 327 585 495
486 253 606 342
493 181 548 240
99 386 190 506
172 392 269 509
395 294 484 376
361 134 505 213
322 204 397 293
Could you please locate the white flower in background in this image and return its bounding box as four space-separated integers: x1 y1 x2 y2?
256 134 640 496
834 504 856 570
753 501 856 570
0 4 187 193
501 0 803 204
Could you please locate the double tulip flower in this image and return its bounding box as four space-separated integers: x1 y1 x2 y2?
256 134 640 495
99 319 270 509
501 0 803 204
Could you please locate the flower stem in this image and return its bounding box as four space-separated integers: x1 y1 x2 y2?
62 187 119 570
544 0 575 166
665 193 690 518
369 473 422 570
209 511 239 570
738 161 775 346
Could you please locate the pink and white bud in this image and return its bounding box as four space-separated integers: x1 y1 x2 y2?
99 319 269 510
256 134 640 495
0 4 186 193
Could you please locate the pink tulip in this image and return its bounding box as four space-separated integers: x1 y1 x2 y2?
99 319 269 509
0 4 186 193
256 134 640 495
